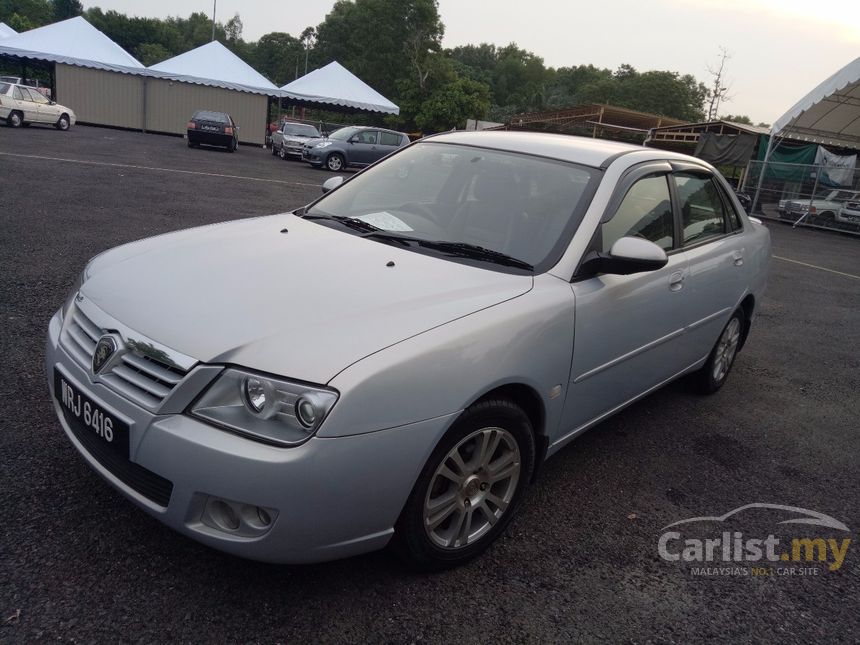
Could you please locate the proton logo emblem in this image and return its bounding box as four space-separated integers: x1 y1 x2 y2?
92 335 118 374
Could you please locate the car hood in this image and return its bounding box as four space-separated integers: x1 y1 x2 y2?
302 137 329 147
81 214 533 384
282 135 316 145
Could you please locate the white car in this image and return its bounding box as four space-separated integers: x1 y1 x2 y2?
45 132 771 568
0 80 75 130
837 200 860 224
785 189 860 221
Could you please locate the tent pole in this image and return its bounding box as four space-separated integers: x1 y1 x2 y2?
750 133 775 214
793 164 820 228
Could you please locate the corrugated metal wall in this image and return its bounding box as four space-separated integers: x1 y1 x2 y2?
56 64 143 130
55 64 268 145
145 78 267 145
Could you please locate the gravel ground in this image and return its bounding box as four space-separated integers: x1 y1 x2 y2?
1 125 859 643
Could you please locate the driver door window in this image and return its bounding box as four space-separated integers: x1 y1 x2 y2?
673 173 729 245
601 175 675 252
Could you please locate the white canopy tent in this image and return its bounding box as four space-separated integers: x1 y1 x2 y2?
149 40 278 95
752 56 860 212
0 16 142 71
280 61 399 115
0 22 17 39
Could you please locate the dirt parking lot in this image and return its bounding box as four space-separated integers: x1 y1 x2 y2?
1 125 859 643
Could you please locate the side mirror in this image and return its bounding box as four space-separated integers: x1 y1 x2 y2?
321 176 345 194
579 237 668 276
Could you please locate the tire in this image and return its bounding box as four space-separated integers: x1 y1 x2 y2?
271 144 278 156
55 114 70 131
394 399 536 570
187 139 194 148
278 146 287 160
688 309 745 394
325 153 345 172
8 111 22 127
229 138 238 153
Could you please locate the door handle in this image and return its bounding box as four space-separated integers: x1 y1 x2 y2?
732 250 744 266
669 271 685 291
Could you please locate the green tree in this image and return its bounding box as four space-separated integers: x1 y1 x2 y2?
253 32 304 85
397 56 490 131
134 42 170 66
314 0 443 100
0 0 52 27
51 0 81 21
720 114 753 125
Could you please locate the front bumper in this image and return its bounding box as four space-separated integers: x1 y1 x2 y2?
302 150 323 165
45 304 454 563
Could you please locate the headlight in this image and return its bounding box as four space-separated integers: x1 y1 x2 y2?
190 368 338 447
314 141 333 149
61 270 85 319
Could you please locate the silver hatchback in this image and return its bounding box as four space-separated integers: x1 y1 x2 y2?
45 132 771 568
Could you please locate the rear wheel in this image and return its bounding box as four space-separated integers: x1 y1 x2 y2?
689 309 745 394
228 138 237 153
325 153 345 172
271 144 278 156
394 399 535 569
8 111 22 127
55 114 70 130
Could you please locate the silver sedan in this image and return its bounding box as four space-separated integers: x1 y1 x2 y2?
45 131 771 568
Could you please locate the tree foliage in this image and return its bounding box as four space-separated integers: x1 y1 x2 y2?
0 0 715 131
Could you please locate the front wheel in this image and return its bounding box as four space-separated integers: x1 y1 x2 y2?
55 114 70 130
325 153 345 172
394 399 535 569
689 309 745 394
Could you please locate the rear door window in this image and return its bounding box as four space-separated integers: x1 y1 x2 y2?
673 173 729 245
13 86 27 101
379 131 402 147
356 130 378 144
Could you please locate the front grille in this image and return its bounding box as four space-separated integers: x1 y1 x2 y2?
64 406 173 506
61 307 189 410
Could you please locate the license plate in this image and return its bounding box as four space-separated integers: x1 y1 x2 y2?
54 370 130 458
202 125 220 132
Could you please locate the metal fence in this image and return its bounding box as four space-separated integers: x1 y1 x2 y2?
742 161 860 235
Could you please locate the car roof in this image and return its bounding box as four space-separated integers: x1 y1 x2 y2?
424 130 697 169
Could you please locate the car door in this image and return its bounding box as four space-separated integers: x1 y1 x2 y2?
377 131 405 160
670 169 750 366
349 130 379 165
25 87 56 123
12 85 37 122
561 167 691 437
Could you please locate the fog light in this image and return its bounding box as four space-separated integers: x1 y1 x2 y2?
209 500 240 531
243 377 267 413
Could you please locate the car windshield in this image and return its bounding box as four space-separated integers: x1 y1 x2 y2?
328 126 361 141
283 123 320 137
304 142 600 272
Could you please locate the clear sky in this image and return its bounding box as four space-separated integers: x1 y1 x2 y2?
82 0 860 124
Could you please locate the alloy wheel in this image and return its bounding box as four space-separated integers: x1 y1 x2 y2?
423 427 521 550
712 317 741 382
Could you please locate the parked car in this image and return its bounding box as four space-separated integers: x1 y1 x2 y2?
302 125 409 171
837 197 860 224
0 75 51 97
785 189 860 221
271 120 321 160
45 132 771 569
187 110 238 152
0 81 74 129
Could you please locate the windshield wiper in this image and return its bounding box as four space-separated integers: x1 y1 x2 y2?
303 214 415 246
417 241 533 271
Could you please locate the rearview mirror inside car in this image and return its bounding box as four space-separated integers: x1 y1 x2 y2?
578 237 668 277
321 176 345 194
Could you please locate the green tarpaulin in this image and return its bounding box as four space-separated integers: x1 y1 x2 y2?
756 135 818 181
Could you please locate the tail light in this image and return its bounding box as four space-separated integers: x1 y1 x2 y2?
224 126 234 135
187 121 196 129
